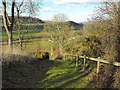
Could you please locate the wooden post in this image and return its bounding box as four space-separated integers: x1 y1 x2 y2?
78 55 79 66
70 55 71 60
64 55 66 60
68 55 70 60
71 55 72 60
65 55 67 60
72 55 76 64
96 57 100 74
72 55 74 60
66 55 67 60
83 55 86 70
76 55 78 67
64 54 66 61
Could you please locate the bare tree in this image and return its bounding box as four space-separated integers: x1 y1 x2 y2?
98 2 120 61
14 0 42 50
14 1 24 50
23 0 42 17
44 14 75 57
87 2 120 88
14 1 24 18
86 2 120 61
2 0 15 51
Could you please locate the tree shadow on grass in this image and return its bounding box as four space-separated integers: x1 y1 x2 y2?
56 63 95 88
2 54 60 88
37 60 95 88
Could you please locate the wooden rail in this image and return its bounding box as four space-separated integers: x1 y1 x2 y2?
64 54 120 73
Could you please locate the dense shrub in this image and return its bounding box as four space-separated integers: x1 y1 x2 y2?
42 52 49 59
80 35 103 57
55 55 63 60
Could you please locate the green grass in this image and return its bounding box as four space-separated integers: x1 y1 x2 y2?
22 23 44 26
1 30 79 42
36 60 95 88
1 30 42 41
2 54 96 88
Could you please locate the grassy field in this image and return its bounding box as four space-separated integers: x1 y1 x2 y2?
1 30 80 42
2 53 96 88
1 30 43 42
36 60 96 88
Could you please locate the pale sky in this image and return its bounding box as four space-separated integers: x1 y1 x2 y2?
36 0 119 23
1 0 120 23
38 0 101 23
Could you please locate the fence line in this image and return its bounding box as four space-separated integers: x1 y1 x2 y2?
63 54 120 73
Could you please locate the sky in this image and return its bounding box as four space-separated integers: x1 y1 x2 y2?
38 0 102 23
1 0 120 23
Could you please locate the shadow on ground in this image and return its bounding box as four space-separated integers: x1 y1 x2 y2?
36 59 95 88
2 54 60 88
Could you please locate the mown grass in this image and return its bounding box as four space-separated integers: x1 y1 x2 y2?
2 53 96 88
36 59 96 88
22 23 44 26
1 30 42 42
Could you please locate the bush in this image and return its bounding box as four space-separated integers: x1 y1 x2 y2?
42 52 49 59
81 35 103 57
55 55 63 60
35 52 42 58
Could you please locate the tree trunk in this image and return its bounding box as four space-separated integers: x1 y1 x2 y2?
117 2 120 61
2 0 15 51
16 7 20 20
16 8 23 50
7 31 12 48
9 0 15 47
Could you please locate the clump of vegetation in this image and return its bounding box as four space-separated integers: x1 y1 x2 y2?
80 35 103 57
42 52 49 59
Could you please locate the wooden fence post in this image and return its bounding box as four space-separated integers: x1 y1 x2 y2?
71 55 73 60
96 57 100 74
83 55 86 70
64 54 66 61
72 55 73 60
78 55 79 66
76 55 78 67
70 55 71 60
66 55 68 60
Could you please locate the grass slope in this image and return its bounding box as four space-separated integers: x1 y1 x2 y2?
2 54 59 88
36 60 95 88
2 54 96 88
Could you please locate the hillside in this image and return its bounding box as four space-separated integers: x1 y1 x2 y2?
66 21 84 30
1 16 44 31
1 16 83 31
14 16 44 24
44 20 84 30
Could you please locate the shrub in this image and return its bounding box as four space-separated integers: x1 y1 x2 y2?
42 52 49 59
55 55 63 60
